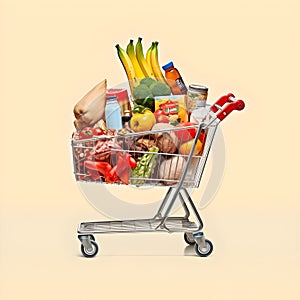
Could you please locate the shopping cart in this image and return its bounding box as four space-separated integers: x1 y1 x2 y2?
72 93 245 257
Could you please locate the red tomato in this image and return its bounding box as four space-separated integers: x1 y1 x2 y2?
154 109 169 123
79 127 94 140
154 109 166 117
92 127 105 136
156 115 169 123
175 122 197 143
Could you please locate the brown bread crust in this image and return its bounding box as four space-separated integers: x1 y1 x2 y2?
73 79 107 130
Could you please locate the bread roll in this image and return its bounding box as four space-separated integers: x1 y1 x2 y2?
73 79 107 130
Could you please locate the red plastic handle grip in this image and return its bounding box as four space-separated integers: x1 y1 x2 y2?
210 93 235 113
210 93 245 121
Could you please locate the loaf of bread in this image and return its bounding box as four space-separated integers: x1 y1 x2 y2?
73 79 107 130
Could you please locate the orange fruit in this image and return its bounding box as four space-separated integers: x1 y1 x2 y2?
179 139 203 156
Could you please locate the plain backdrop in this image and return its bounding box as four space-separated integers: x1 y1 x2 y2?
0 0 299 299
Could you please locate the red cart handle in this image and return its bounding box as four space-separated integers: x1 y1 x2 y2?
210 93 245 121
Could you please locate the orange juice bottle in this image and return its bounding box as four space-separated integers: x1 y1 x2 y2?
162 61 188 95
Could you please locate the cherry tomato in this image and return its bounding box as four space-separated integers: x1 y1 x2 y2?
79 127 93 140
92 127 105 136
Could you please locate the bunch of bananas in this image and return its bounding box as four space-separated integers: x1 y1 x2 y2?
115 37 167 95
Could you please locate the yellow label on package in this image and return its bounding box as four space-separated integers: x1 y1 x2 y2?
154 95 188 124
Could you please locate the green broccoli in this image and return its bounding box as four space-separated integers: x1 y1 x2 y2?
149 82 171 97
140 77 157 87
133 84 153 100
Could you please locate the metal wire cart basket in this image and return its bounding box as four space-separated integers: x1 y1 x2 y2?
71 93 245 257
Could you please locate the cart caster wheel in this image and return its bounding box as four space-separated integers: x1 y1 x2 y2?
184 232 195 245
78 234 95 241
194 239 213 257
81 240 99 258
89 235 95 241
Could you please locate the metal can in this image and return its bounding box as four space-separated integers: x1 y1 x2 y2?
187 84 208 112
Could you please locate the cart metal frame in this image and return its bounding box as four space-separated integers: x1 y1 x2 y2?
73 94 245 257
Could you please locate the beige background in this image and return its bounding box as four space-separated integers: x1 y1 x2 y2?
0 0 299 299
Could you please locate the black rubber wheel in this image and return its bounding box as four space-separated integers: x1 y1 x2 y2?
194 239 213 257
81 240 99 258
184 232 195 245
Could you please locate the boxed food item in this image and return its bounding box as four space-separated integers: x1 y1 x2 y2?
154 95 188 124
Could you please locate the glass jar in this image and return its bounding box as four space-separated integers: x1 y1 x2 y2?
187 84 208 113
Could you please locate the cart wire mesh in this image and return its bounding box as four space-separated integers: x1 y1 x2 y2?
72 123 218 189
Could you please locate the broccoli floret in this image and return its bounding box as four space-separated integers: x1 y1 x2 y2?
140 77 157 87
133 83 153 100
150 82 171 97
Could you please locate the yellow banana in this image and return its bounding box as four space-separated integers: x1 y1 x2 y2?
115 44 139 94
135 37 155 78
126 39 145 80
146 42 155 76
150 42 167 83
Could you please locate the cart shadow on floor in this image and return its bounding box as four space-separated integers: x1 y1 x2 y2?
75 245 199 257
184 245 198 257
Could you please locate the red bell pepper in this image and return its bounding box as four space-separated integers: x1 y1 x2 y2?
117 168 130 185
84 154 136 185
104 166 120 183
107 152 137 185
128 156 137 169
84 161 112 173
84 161 113 182
108 153 129 185
87 169 102 181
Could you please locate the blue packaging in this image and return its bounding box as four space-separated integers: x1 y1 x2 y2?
105 96 122 131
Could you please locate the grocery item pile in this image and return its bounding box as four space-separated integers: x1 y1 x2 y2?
71 38 210 186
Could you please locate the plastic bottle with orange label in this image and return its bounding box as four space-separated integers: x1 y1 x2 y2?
162 62 188 95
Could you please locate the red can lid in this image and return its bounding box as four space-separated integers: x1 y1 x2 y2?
106 88 129 102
